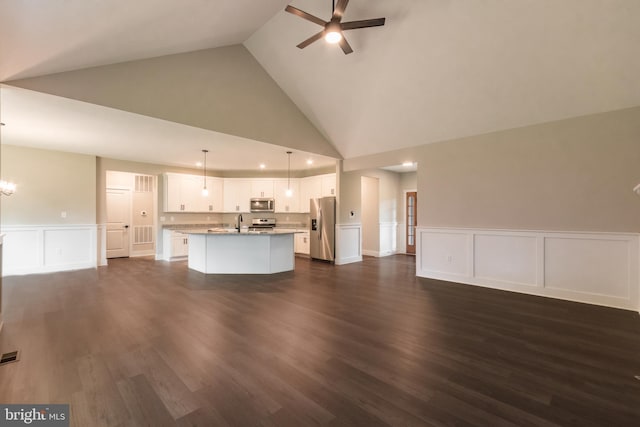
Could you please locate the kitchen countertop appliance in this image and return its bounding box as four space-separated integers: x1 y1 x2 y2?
250 198 275 213
249 218 276 232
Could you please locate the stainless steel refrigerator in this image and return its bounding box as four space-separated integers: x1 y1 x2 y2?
310 196 336 262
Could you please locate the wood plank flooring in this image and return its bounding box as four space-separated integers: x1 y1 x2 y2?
0 255 639 426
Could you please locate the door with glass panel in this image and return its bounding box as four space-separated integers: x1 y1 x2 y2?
406 192 417 254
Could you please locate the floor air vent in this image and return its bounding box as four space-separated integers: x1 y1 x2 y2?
0 350 20 366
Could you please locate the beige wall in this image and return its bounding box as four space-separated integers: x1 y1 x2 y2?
1 145 96 225
338 168 401 224
343 107 640 233
418 107 640 232
361 176 380 253
8 45 341 159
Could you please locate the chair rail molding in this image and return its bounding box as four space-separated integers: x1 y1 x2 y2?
416 227 640 311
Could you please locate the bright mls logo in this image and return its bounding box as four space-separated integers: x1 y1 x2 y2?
0 405 69 426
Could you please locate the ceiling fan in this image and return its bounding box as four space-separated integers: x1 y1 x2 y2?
285 0 386 54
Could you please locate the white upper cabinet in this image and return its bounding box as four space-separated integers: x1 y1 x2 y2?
250 179 274 198
164 173 183 212
321 173 337 197
223 179 252 213
164 173 332 214
164 173 200 212
274 179 300 213
202 177 223 212
164 173 223 213
299 176 321 213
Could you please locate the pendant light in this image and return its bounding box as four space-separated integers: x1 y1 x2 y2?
285 151 293 197
201 149 209 197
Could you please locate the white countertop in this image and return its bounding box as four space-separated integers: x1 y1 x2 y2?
182 228 301 235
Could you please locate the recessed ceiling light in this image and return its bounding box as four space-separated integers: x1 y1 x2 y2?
402 161 414 167
306 159 313 165
259 163 266 169
196 162 202 167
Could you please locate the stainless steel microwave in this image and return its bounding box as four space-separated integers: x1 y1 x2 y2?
250 198 275 213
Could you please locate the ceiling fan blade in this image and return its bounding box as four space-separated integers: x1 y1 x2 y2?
341 18 386 31
296 31 325 49
339 36 353 55
333 0 350 20
285 5 327 27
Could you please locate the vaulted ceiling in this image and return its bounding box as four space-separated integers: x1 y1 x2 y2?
1 0 639 168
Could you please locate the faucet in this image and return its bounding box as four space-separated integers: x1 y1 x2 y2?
236 214 243 232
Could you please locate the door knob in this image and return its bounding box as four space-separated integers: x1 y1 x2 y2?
124 225 129 229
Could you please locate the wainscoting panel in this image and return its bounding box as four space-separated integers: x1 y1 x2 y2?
43 228 94 267
474 233 538 287
335 223 362 265
417 227 639 311
544 236 630 299
419 230 470 277
379 222 398 257
3 229 41 272
3 225 98 276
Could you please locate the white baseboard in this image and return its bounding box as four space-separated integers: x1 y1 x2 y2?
2 225 98 276
416 227 639 311
363 249 398 257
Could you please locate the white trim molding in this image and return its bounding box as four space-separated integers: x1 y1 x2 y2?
335 223 362 265
416 227 639 311
2 224 98 276
97 224 108 266
379 221 398 257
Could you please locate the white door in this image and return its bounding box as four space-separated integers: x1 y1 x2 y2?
106 189 131 258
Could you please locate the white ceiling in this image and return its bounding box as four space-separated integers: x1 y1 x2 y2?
247 0 640 159
0 0 290 81
1 0 639 169
0 86 336 171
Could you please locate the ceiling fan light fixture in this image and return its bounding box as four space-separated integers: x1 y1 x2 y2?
285 1 386 55
324 30 342 44
324 21 342 44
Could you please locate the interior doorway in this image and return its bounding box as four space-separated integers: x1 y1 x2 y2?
106 188 131 258
406 191 417 255
361 176 380 256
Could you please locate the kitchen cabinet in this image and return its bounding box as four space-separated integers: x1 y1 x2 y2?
251 179 274 198
321 173 337 197
164 172 332 214
223 179 252 213
274 179 300 213
299 176 321 213
164 173 199 212
201 177 223 212
163 230 189 260
295 230 310 255
164 173 223 213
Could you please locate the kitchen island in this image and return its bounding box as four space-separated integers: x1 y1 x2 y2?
185 230 296 274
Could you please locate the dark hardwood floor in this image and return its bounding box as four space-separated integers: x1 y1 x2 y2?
1 255 639 426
